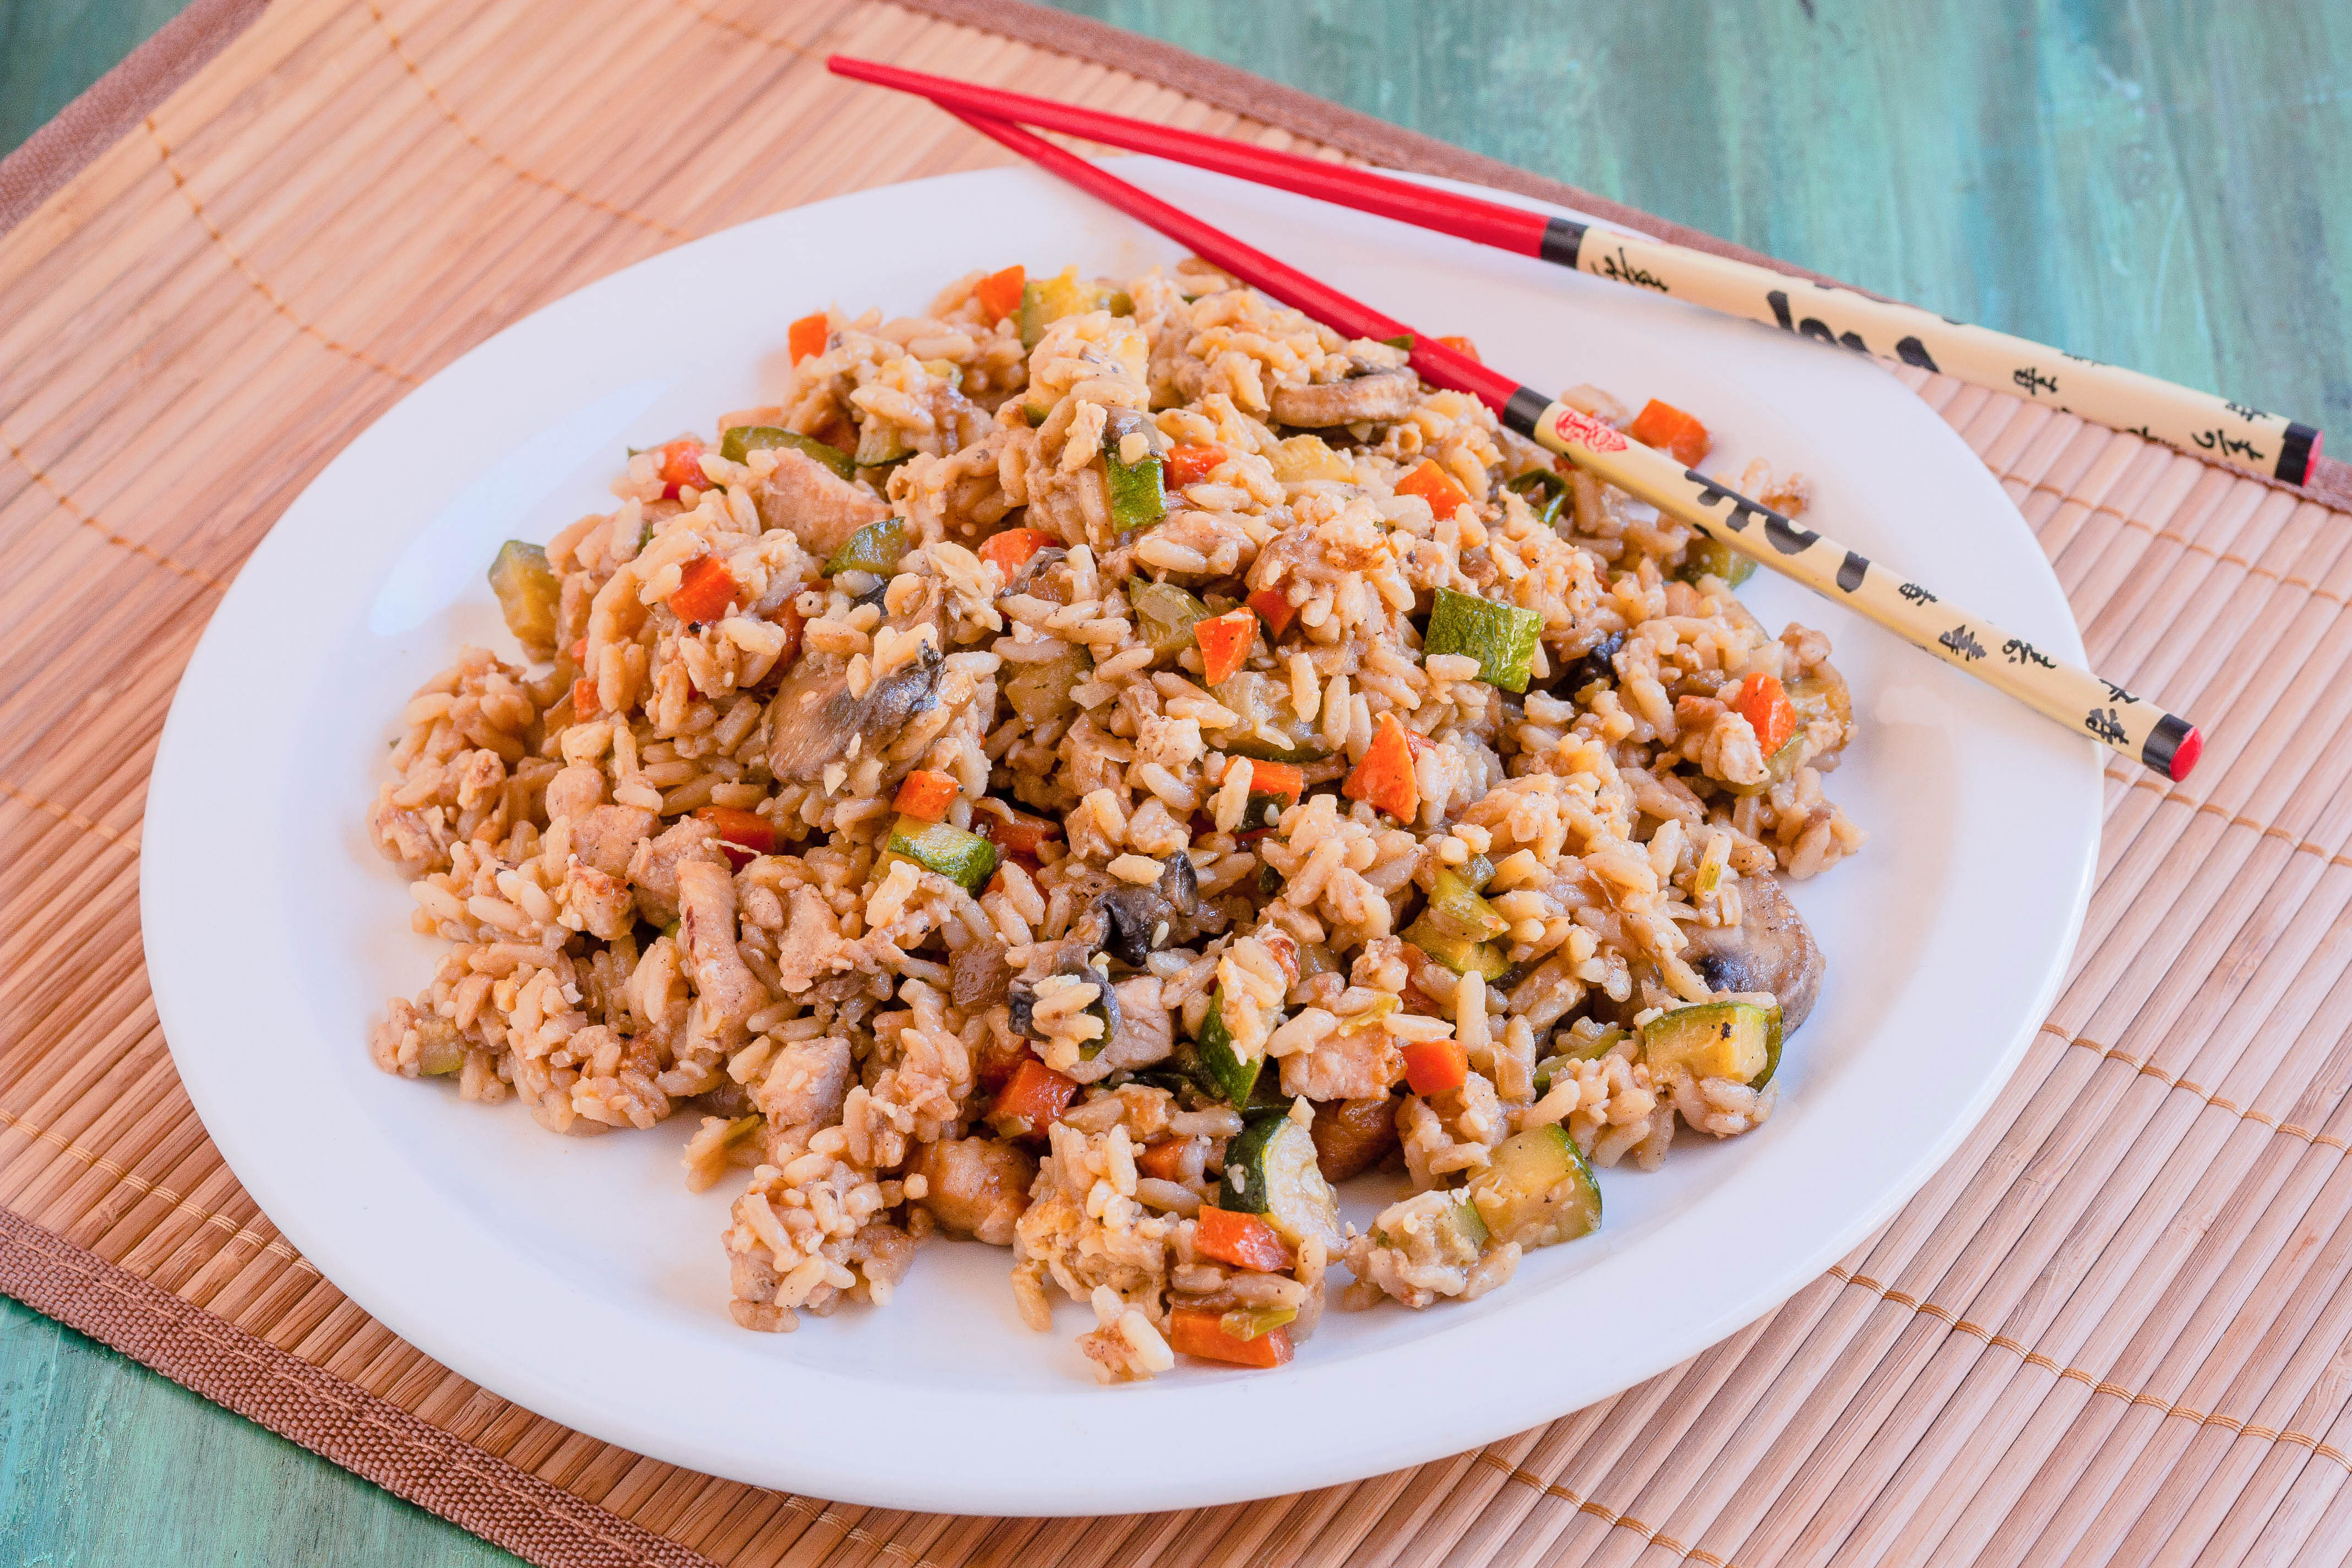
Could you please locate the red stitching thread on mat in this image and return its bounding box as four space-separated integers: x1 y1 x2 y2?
0 778 139 851
2038 1020 2352 1152
2022 481 2352 610
669 0 826 53
1472 1451 1738 1566
143 118 424 386
1 432 229 591
361 1 697 243
0 1103 314 1272
2103 765 2352 870
1820 1263 2352 1472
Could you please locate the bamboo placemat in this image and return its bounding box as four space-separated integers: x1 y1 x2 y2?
4 2 2351 1562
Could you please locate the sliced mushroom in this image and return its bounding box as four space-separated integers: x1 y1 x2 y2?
1270 368 1419 429
751 446 888 560
764 643 943 782
1683 871 1825 1030
764 587 949 785
1008 943 1120 1043
1100 853 1204 966
1001 544 1069 603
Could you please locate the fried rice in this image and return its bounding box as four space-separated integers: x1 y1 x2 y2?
366 258 1865 1380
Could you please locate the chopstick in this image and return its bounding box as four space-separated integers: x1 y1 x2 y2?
897 99 2199 780
827 56 2322 493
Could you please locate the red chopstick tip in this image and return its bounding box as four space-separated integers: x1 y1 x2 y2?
2168 727 2203 782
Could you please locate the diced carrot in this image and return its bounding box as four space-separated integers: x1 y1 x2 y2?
1136 1139 1194 1183
771 600 805 671
1402 1038 1468 1096
892 769 961 821
973 800 1060 859
977 526 1058 579
1247 586 1297 637
1194 607 1258 686
1435 334 1481 361
656 438 705 500
1627 398 1712 467
667 553 737 624
1342 712 1420 823
1194 1207 1296 1273
1393 458 1472 519
1168 1307 1293 1369
1733 672 1797 755
788 312 830 364
1245 759 1305 807
975 264 1026 323
569 675 599 716
989 1058 1079 1140
1165 443 1225 487
694 805 775 870
569 638 587 665
974 1035 1027 1096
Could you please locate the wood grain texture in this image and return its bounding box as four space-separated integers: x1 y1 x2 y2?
0 1295 518 1566
0 0 186 153
1051 0 2352 442
0 3 2347 1567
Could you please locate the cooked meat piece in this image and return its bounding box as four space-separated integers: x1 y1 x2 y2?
765 641 944 781
772 884 842 994
1311 1095 1400 1181
950 938 1014 1011
910 1136 1036 1245
543 763 605 822
750 445 888 560
560 862 634 941
755 1033 852 1127
677 858 767 1034
1101 977 1174 1072
628 816 720 924
1278 1024 1401 1102
1270 368 1419 428
570 804 657 879
1683 871 1825 1030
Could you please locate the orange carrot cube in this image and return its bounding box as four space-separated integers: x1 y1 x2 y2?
1194 608 1259 686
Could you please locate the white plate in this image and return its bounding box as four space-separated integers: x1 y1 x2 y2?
142 161 2098 1515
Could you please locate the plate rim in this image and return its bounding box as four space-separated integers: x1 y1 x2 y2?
139 159 2100 1515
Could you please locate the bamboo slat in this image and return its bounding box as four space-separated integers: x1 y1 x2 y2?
3 1 2351 1564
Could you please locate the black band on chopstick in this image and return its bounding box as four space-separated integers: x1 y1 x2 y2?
2140 712 2194 778
2277 423 2320 486
1539 217 1587 269
1502 386 1551 440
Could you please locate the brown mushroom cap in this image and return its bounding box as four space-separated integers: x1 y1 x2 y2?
1681 872 1825 1030
1270 368 1420 429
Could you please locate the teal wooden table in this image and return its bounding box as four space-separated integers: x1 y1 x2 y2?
3 2 2346 1562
